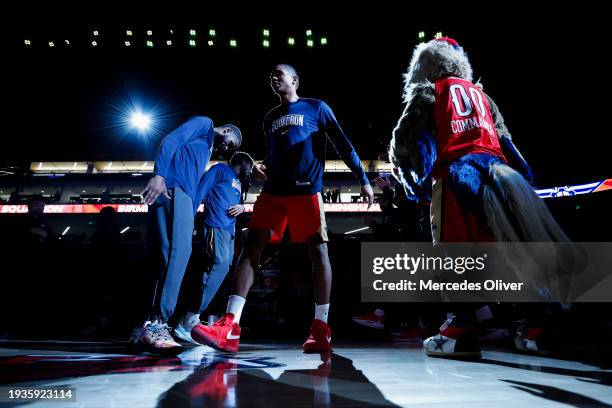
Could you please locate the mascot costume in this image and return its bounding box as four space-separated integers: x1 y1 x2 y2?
389 37 572 357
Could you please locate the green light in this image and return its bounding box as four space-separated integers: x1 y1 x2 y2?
229 39 237 47
263 39 270 48
126 30 133 36
209 29 216 37
147 30 153 36
124 41 131 47
207 40 214 46
307 39 314 47
189 29 196 36
189 39 196 47
146 40 153 47
418 31 425 39
320 37 327 45
288 37 295 45
435 32 443 38
306 29 312 36
263 29 270 36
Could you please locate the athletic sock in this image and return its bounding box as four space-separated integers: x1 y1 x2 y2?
226 295 246 324
315 303 330 323
183 311 200 327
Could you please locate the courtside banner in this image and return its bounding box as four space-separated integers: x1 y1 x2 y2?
361 242 612 302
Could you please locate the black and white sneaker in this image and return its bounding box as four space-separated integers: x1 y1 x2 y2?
423 315 481 358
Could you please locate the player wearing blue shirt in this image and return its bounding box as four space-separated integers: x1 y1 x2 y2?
192 64 374 354
129 116 242 355
174 153 254 344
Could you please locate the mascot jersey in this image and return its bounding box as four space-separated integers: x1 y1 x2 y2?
432 77 506 178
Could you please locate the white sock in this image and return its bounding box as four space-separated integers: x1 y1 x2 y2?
226 295 246 324
315 303 330 323
184 311 200 326
374 308 385 317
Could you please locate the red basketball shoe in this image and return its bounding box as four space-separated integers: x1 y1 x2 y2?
303 319 332 353
191 313 241 353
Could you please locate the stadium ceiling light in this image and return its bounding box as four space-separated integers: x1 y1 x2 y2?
24 39 31 45
320 37 327 45
418 31 425 39
209 29 216 36
146 40 153 47
130 111 152 131
125 41 131 47
91 41 98 47
435 32 443 38
62 226 71 236
189 29 196 36
147 30 153 36
48 41 55 47
120 226 130 234
189 39 196 47
207 40 214 46
93 30 99 36
263 29 270 36
288 37 295 46
65 40 70 45
263 39 270 48
306 29 312 36
126 30 133 36
166 40 172 46
307 39 314 47
229 39 237 47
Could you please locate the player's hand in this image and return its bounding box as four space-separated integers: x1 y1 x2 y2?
373 176 391 190
141 175 171 205
227 204 245 217
252 163 268 182
361 183 374 209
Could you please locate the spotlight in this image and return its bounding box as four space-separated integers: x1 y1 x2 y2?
130 111 152 131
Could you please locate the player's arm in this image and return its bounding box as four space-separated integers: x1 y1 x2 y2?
252 119 271 182
319 101 374 207
194 164 222 208
485 94 535 185
389 83 436 201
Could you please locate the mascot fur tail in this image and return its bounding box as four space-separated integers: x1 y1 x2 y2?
482 163 583 301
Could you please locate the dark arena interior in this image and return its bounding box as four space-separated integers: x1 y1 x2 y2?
0 6 611 408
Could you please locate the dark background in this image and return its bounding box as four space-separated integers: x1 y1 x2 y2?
2 5 608 186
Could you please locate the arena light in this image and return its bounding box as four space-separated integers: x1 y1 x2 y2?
62 226 71 236
24 39 31 45
320 37 327 45
125 41 131 47
207 40 214 46
229 39 237 47
418 31 425 39
147 30 153 36
91 41 98 47
209 29 216 37
126 30 133 36
166 40 172 46
65 40 70 46
189 39 196 47
435 32 443 38
146 40 153 47
263 29 270 37
130 111 152 131
48 41 55 47
307 39 314 47
120 226 130 234
344 226 370 235
93 30 99 36
288 37 295 46
306 29 312 36
189 29 196 36
263 39 270 48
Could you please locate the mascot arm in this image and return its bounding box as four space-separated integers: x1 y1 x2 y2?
486 94 535 185
389 83 436 200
